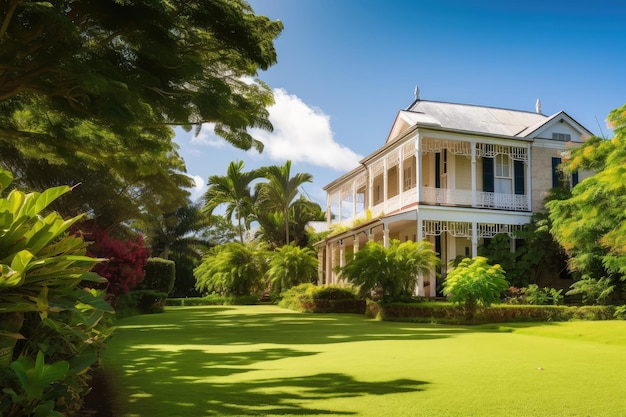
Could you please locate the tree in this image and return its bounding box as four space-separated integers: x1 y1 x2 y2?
547 105 626 287
255 161 313 245
203 160 263 243
254 196 324 248
0 0 283 152
266 244 318 295
339 240 440 302
78 222 152 298
0 0 283 226
194 243 266 297
443 256 508 319
141 201 211 261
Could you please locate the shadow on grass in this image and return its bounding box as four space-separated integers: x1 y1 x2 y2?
103 306 474 415
114 369 427 416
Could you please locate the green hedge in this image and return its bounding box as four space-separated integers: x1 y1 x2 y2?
166 294 259 306
137 257 176 294
278 284 364 314
366 301 616 324
117 290 168 315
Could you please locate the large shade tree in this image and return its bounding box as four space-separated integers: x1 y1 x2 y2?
0 0 283 223
547 105 626 290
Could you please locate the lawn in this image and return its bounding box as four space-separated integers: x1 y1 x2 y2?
101 305 626 416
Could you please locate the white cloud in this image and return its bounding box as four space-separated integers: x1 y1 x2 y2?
189 175 206 200
190 123 227 148
252 88 363 171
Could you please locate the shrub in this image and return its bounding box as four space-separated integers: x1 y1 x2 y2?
278 284 363 313
339 240 439 302
194 243 266 297
138 257 176 294
443 256 509 319
117 290 168 315
0 169 115 416
566 277 615 305
77 222 152 298
518 284 564 305
266 244 317 295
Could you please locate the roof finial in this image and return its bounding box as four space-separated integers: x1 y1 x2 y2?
535 98 542 114
414 84 420 100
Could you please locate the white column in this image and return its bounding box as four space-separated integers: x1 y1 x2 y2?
399 147 404 206
365 167 374 210
383 158 388 211
328 243 335 284
471 142 477 207
353 235 359 254
368 228 374 242
338 190 342 224
383 224 389 248
416 134 423 203
317 248 324 285
352 180 357 221
471 222 478 257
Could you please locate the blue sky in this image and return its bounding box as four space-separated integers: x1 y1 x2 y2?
175 0 626 206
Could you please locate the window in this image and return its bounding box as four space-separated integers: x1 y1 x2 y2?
552 132 571 141
494 154 512 194
403 166 413 190
375 184 381 203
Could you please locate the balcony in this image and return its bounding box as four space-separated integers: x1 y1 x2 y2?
342 186 528 226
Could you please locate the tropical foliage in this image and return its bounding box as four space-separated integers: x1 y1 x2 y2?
339 240 440 302
203 161 263 243
79 223 152 298
266 244 318 295
255 161 314 246
548 104 626 288
194 243 267 297
443 256 508 318
0 0 283 228
0 169 114 416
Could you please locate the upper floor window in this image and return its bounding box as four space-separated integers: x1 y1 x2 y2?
403 166 413 190
552 132 571 141
495 154 512 194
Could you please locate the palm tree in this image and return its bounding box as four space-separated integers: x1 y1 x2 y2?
203 160 263 243
255 161 313 245
145 202 211 260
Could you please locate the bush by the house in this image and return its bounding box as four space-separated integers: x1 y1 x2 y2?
278 284 364 313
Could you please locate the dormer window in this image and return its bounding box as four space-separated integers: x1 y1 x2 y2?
552 132 571 141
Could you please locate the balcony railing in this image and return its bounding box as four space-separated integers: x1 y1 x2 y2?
331 186 529 226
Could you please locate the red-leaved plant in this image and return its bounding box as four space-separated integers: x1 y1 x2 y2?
74 222 151 297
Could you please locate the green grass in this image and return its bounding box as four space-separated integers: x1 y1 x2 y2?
102 305 626 416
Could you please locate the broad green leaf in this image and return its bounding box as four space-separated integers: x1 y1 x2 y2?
0 169 12 191
68 351 97 375
33 185 71 215
10 250 34 273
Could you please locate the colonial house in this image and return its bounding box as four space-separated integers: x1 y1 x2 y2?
315 96 593 296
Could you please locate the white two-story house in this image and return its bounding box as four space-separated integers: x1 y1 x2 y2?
316 97 593 296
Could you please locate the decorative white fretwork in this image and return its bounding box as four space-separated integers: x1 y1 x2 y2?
421 138 472 156
477 223 524 238
403 141 416 158
423 221 472 237
386 149 400 168
423 220 524 239
371 160 384 177
476 144 527 161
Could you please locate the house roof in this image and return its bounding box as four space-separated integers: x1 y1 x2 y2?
400 100 549 138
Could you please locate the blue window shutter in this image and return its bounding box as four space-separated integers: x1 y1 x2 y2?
572 170 579 187
514 160 525 195
483 157 494 192
552 158 561 188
